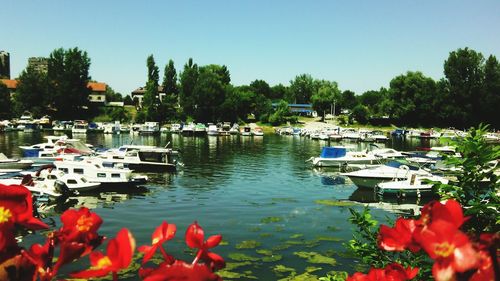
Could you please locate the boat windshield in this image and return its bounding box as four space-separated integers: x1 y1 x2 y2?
320 147 347 158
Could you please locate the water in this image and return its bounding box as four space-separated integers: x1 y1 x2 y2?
0 131 442 280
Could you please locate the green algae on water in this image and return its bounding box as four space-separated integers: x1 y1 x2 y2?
256 249 273 256
293 251 337 265
289 233 304 239
272 244 292 251
315 235 343 242
262 254 282 262
228 253 259 262
235 240 261 249
259 233 273 238
249 226 262 232
314 199 355 207
261 216 283 224
273 264 296 275
278 272 319 281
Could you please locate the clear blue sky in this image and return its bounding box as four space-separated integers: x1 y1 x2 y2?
3 0 500 96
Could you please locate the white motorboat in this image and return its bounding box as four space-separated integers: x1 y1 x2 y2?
182 123 195 136
0 153 34 169
53 159 147 186
219 122 231 136
371 130 388 141
139 122 160 135
342 129 361 140
0 175 73 198
97 145 179 171
310 146 381 167
31 168 101 192
72 120 88 134
103 122 121 134
229 123 239 135
376 173 448 197
240 126 252 136
19 135 67 157
341 160 431 189
207 124 219 136
252 126 264 136
170 123 182 133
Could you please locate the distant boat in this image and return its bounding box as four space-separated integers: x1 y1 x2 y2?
72 120 88 134
139 122 160 135
170 123 182 133
252 126 264 136
229 123 239 135
310 146 380 167
376 173 448 197
207 124 219 136
182 123 195 136
0 153 34 170
240 126 252 136
194 123 207 136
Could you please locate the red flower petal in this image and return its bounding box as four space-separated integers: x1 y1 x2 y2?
142 260 222 281
205 235 222 249
185 222 204 249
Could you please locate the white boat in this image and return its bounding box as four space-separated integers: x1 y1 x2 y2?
53 159 147 186
341 160 431 189
252 127 264 136
377 173 448 197
28 167 101 192
342 129 361 140
0 175 73 198
0 153 34 169
97 145 179 171
310 146 381 167
19 135 66 157
229 124 239 135
182 123 195 136
103 122 120 134
207 124 219 136
139 122 160 135
372 130 388 142
194 123 207 136
170 123 182 133
72 120 88 134
240 126 252 136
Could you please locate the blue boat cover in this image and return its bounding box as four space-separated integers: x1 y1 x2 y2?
320 147 346 158
385 160 419 171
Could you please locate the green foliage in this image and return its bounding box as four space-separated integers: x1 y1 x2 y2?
123 95 133 105
192 65 228 123
142 55 160 121
344 207 433 280
179 58 199 117
48 47 91 120
435 124 500 233
339 90 358 112
104 85 123 102
388 71 437 126
0 81 12 119
13 66 48 117
270 83 289 101
311 81 340 120
289 74 314 103
318 271 348 281
269 100 290 125
162 59 179 96
351 104 369 124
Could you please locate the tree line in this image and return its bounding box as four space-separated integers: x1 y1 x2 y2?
1 47 498 128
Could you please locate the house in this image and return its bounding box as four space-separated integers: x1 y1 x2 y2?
87 82 107 104
131 86 166 107
271 103 317 117
0 79 18 97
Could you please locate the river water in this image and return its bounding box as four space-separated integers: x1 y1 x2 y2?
0 131 441 280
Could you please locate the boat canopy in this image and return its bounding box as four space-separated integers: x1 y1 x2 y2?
385 160 419 171
320 147 346 158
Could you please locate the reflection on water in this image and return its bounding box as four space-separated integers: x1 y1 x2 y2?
1 131 445 279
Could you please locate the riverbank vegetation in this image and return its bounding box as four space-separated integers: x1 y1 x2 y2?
1 47 498 129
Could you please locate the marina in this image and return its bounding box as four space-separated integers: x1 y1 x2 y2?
0 129 474 279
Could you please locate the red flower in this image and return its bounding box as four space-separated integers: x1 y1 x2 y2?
21 241 53 281
71 228 135 281
140 260 222 281
138 221 176 264
185 221 225 270
0 184 48 230
418 199 466 228
378 217 420 252
59 207 103 243
346 263 418 281
415 220 479 280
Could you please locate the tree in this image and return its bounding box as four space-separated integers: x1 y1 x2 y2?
104 86 123 102
289 74 314 104
191 65 227 122
179 58 199 117
311 81 340 121
388 71 437 126
123 95 133 105
269 100 290 125
443 47 484 127
142 55 160 121
162 59 179 96
48 47 91 120
14 65 48 117
339 90 358 112
250 80 271 99
270 83 288 101
481 55 500 127
0 81 12 119
352 104 369 124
